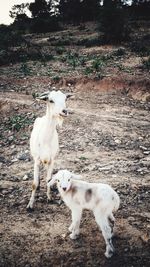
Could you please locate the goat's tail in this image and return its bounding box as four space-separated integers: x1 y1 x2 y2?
113 191 120 212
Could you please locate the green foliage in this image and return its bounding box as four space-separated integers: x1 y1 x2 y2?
55 46 66 55
84 56 106 75
59 0 100 23
52 75 61 83
30 16 60 33
92 58 105 72
7 114 35 132
20 63 31 76
100 0 130 43
0 25 23 49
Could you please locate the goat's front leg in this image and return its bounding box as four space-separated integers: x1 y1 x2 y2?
27 159 40 211
69 208 82 239
94 210 114 258
46 160 54 201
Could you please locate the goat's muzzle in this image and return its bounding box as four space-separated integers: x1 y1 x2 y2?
59 109 68 117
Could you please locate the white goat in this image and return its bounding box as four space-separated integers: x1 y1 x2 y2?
49 170 120 258
27 90 71 210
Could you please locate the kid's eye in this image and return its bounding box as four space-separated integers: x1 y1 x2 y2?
57 179 60 182
50 99 54 103
68 179 70 182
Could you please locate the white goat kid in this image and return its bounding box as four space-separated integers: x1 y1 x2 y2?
27 90 70 211
49 170 120 258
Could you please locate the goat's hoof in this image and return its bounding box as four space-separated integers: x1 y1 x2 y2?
26 205 34 212
56 199 63 206
47 198 53 204
105 250 114 259
70 233 78 240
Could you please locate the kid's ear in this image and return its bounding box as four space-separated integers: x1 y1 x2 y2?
71 173 82 180
48 174 58 187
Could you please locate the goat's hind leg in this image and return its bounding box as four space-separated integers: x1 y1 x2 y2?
27 159 40 211
94 210 115 258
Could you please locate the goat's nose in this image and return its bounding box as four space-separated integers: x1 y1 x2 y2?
62 109 68 115
63 187 67 191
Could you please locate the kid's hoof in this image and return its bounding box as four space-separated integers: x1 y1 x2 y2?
105 250 114 258
47 198 54 204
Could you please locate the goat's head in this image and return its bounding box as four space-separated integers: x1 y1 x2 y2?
37 90 72 119
49 170 81 192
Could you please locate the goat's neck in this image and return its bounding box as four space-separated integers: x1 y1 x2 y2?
45 103 57 132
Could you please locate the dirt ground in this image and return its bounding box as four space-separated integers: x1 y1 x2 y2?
0 23 150 267
0 82 150 267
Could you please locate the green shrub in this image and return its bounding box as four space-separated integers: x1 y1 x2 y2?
99 1 130 43
7 114 35 132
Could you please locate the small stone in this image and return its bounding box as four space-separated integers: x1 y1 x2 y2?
61 233 67 239
114 139 121 144
143 151 150 155
0 156 6 163
23 174 28 181
11 158 18 162
140 146 148 151
18 153 30 161
8 136 14 141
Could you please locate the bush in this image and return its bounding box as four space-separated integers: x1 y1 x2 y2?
0 25 23 49
30 16 60 33
99 1 130 43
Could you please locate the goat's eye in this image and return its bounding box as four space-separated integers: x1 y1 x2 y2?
57 179 60 182
68 179 70 182
50 99 54 103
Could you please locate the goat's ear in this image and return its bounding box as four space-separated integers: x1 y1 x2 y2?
71 173 82 180
37 91 49 101
66 93 73 99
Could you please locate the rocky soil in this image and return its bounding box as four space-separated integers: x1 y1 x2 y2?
0 23 150 267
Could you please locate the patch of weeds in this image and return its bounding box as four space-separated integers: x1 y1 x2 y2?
7 114 36 132
55 46 66 55
20 63 31 76
79 156 87 161
113 48 126 57
142 57 150 71
92 58 105 72
66 51 79 69
53 75 61 83
79 56 86 66
117 64 125 71
32 92 39 99
84 66 93 75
